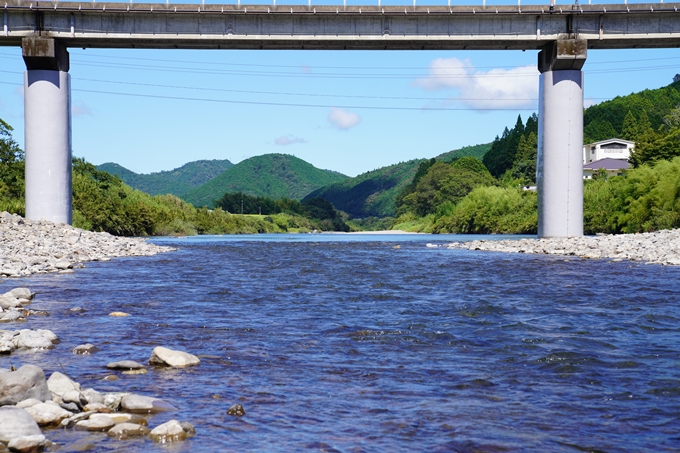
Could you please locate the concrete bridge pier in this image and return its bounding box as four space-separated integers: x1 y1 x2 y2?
22 37 72 225
537 39 586 238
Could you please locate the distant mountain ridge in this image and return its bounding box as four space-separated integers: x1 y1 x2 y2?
97 159 234 197
305 143 493 218
180 154 348 207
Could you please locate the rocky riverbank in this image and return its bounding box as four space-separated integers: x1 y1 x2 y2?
0 212 174 278
439 228 680 265
1 284 204 450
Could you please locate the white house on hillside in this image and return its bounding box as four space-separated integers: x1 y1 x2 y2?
583 138 635 163
582 138 634 179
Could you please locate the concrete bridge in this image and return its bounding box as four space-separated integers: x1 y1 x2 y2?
2 0 680 236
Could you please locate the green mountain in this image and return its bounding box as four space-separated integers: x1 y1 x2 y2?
180 154 347 207
435 143 492 162
97 159 234 197
304 159 425 218
304 144 493 218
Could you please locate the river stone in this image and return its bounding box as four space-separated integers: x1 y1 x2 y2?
0 407 43 444
7 288 33 300
149 420 186 443
82 403 109 413
108 312 130 317
62 390 86 408
81 388 104 405
15 399 42 409
227 404 246 416
0 296 21 310
24 401 72 426
95 412 147 425
103 392 127 410
13 331 52 350
7 434 46 453
120 394 176 414
0 365 51 405
36 330 57 343
122 369 147 375
72 344 99 355
61 411 96 428
107 423 151 439
75 414 116 432
0 339 15 354
106 360 145 370
46 372 80 398
149 346 200 368
180 421 196 438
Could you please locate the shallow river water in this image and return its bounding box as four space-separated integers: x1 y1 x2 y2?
2 233 680 452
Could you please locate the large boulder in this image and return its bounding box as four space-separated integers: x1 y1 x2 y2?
0 365 51 406
13 331 53 350
24 401 72 426
46 372 80 398
7 434 46 453
0 407 43 444
149 346 200 368
7 288 34 300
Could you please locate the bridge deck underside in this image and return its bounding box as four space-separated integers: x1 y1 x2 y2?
1 3 680 49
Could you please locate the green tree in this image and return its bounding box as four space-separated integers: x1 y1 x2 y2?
0 119 25 201
621 111 639 142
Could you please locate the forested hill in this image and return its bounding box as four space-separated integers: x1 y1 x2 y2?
180 154 347 208
305 143 493 218
97 159 233 197
584 79 680 143
304 159 424 218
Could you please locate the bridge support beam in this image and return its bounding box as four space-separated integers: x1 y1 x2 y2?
22 37 72 225
537 39 586 238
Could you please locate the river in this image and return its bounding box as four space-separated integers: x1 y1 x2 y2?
2 233 680 452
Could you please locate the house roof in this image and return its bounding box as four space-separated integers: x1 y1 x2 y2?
584 137 635 147
583 158 631 171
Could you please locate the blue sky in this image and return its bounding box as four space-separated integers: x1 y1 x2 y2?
1 25 680 177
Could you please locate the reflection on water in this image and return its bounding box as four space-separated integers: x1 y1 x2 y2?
2 234 680 452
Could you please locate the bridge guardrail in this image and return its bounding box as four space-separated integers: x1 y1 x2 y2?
4 0 675 8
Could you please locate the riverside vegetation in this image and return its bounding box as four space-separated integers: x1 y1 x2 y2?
390 78 680 234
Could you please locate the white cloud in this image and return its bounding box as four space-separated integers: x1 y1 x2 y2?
275 135 307 146
413 58 539 110
72 101 92 117
327 107 361 130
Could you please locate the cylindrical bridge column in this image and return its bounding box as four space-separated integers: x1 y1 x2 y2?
537 40 586 238
22 37 72 224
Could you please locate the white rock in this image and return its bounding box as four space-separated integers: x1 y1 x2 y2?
24 401 72 426
149 346 200 368
75 414 116 431
149 420 186 443
13 331 52 350
46 372 80 398
0 407 43 444
108 422 150 439
0 365 51 405
120 394 177 414
7 434 46 453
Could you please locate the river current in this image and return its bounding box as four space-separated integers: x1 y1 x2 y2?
2 233 679 452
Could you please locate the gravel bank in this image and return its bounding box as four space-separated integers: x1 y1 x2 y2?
0 212 174 278
440 229 680 265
